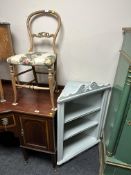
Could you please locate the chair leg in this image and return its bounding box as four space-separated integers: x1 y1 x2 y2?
0 80 6 102
9 64 18 105
48 68 56 111
32 66 38 85
54 63 59 93
14 65 20 85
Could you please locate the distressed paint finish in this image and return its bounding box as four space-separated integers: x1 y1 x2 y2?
102 28 131 175
57 81 110 165
104 165 131 175
115 102 131 163
105 29 131 156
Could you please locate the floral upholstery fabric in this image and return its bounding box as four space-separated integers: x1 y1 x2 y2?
7 52 56 67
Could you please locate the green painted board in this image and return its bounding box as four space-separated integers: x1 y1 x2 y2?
105 54 130 155
115 101 131 164
104 165 131 175
122 31 131 58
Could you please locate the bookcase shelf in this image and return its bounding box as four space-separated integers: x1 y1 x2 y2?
65 104 101 123
57 81 110 165
64 113 99 140
62 134 99 165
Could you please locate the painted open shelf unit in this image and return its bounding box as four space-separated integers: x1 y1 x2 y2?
57 81 110 165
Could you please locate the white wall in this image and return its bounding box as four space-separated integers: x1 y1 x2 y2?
0 0 131 85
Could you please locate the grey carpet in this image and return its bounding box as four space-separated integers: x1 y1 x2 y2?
0 132 99 175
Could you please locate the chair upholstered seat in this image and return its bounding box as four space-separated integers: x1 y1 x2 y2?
7 52 56 67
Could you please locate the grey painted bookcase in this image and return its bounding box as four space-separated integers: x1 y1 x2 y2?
57 81 111 165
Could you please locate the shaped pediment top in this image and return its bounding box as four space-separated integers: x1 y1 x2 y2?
58 81 110 102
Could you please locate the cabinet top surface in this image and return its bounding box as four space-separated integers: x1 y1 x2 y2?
122 27 131 32
0 22 10 25
0 82 60 117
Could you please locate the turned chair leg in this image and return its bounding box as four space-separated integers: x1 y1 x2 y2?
0 80 6 102
32 66 38 85
13 65 20 85
54 62 59 93
48 68 56 111
54 71 59 93
9 64 18 105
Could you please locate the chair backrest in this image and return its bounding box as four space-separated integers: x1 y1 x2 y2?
26 10 61 54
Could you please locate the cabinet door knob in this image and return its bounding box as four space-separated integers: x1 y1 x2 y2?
127 120 131 126
1 117 8 126
21 128 24 136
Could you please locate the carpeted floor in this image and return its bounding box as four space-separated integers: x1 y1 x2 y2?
0 132 99 175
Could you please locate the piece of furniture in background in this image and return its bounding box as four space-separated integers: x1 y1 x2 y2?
99 28 131 175
0 23 14 61
0 83 60 167
7 10 61 111
0 23 14 101
57 81 110 165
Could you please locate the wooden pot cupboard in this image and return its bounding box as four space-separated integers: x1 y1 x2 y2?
100 28 131 175
0 83 59 167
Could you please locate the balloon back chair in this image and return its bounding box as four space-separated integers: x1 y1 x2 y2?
7 10 61 111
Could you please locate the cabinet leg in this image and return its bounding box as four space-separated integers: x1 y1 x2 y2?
21 148 28 162
51 153 57 168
